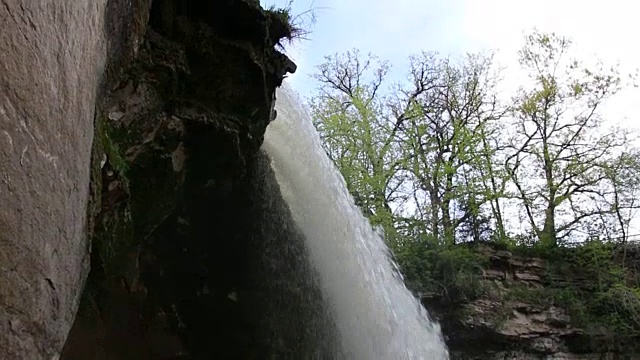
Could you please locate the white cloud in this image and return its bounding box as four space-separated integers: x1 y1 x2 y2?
460 0 640 129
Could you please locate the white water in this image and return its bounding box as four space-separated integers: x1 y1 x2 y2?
263 83 450 359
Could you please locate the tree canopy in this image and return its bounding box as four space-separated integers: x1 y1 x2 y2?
310 30 640 250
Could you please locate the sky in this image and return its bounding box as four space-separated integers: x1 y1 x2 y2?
261 0 640 238
262 0 640 130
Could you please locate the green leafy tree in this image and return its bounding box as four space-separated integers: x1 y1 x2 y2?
400 52 506 244
311 50 508 246
600 149 640 243
310 50 403 237
506 30 636 247
311 31 639 251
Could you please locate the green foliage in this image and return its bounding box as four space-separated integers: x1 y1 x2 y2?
395 241 487 304
508 29 633 247
91 115 134 273
505 240 640 339
99 121 129 181
310 50 399 241
400 239 633 333
398 238 640 342
266 4 295 37
311 49 507 246
312 29 640 251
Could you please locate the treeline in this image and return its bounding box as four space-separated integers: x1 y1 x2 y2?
309 30 640 250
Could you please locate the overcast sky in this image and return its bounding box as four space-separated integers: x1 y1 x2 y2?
262 0 640 129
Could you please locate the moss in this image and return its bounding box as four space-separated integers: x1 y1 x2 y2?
100 123 130 182
87 113 136 274
87 117 105 242
94 206 136 274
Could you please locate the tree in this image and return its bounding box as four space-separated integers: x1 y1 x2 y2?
311 30 639 249
506 30 635 247
400 52 506 244
310 50 507 245
601 149 640 243
309 50 401 236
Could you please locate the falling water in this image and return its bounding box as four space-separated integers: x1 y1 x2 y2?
262 83 450 359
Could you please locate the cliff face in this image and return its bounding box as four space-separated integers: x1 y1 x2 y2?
60 0 333 359
424 243 640 360
1 0 318 358
0 2 109 358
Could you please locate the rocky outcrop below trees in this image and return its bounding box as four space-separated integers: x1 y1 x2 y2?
421 242 640 359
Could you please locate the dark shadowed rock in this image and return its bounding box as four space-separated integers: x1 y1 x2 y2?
56 0 304 358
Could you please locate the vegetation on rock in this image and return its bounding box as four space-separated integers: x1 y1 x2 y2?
265 0 317 46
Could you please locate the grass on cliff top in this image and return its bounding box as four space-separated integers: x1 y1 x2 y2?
397 238 640 345
265 0 317 46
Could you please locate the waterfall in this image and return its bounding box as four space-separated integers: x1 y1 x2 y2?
262 83 450 359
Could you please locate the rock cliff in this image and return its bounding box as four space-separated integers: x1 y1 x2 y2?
1 1 109 358
423 243 640 359
59 0 334 358
2 0 320 358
